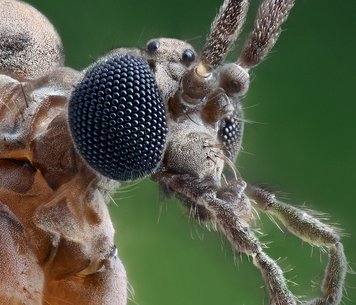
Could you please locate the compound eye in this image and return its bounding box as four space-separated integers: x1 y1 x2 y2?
146 40 160 53
68 55 168 181
182 49 195 65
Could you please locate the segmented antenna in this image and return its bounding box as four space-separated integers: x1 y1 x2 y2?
238 0 295 68
200 0 249 70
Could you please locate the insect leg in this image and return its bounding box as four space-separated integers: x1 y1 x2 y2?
246 185 347 305
154 173 298 305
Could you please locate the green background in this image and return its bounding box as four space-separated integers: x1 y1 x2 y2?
28 0 356 304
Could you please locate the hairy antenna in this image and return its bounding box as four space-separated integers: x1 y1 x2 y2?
238 0 295 68
200 0 249 70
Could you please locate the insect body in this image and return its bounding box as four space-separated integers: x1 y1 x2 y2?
0 0 347 305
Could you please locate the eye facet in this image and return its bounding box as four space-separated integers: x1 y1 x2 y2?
146 40 160 53
68 55 168 181
182 49 195 64
219 114 243 161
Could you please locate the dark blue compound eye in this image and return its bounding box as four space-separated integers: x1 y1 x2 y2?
68 55 168 181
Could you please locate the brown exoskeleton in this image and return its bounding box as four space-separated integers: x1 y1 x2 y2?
0 0 347 305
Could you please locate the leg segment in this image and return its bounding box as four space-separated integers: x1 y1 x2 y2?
154 173 297 305
245 185 347 305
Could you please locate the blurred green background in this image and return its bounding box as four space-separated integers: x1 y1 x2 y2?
29 0 356 304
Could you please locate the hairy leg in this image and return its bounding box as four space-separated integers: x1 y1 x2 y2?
246 184 347 305
154 173 298 305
